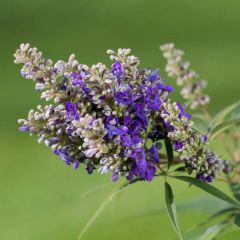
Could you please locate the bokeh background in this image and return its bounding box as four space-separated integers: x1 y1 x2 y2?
0 0 240 239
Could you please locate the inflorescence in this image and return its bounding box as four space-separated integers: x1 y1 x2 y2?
160 43 210 109
15 43 229 182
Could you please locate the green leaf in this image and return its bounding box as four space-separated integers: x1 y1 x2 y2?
234 214 240 227
192 121 208 135
210 100 240 129
174 166 186 172
192 114 209 134
164 181 183 240
209 116 240 140
208 207 240 220
230 182 240 202
196 207 240 228
192 113 209 122
172 176 240 207
199 222 231 240
164 138 173 170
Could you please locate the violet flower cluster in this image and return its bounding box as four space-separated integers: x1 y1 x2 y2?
15 44 229 182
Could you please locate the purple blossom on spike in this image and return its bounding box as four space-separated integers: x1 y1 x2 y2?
203 135 208 143
144 162 156 181
173 141 183 150
149 145 160 163
65 102 79 120
112 172 119 181
71 72 85 86
19 125 30 132
197 173 213 183
54 149 71 165
16 44 227 184
73 161 80 169
176 102 191 119
112 61 124 84
148 68 160 82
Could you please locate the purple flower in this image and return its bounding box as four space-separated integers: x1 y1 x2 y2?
19 125 30 132
129 148 156 181
106 125 128 137
114 89 132 106
73 161 80 169
144 162 156 181
65 101 79 120
54 149 71 165
176 102 191 119
148 68 160 82
47 137 60 146
112 61 124 83
149 145 160 163
130 148 146 162
105 115 119 126
71 72 91 96
147 95 162 111
121 135 141 147
202 135 208 143
162 118 175 132
71 72 85 86
197 173 213 183
173 141 184 150
112 172 119 182
156 83 173 92
133 111 148 128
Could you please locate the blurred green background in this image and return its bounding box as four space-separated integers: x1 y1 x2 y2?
0 0 240 239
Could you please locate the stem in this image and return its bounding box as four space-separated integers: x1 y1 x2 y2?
159 153 182 164
201 106 236 161
201 106 212 122
219 133 236 160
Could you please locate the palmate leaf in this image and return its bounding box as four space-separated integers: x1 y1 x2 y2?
185 221 232 240
198 221 231 240
192 114 209 134
194 207 240 229
192 121 208 135
164 181 183 240
209 116 240 140
172 176 240 207
164 138 173 170
185 222 230 240
192 113 209 122
230 182 240 202
205 207 240 221
209 100 240 129
234 214 240 227
184 212 234 240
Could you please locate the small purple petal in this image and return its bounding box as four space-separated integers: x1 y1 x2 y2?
176 102 191 119
112 172 119 182
73 161 80 169
19 125 30 132
149 145 160 163
112 61 124 84
65 101 79 120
